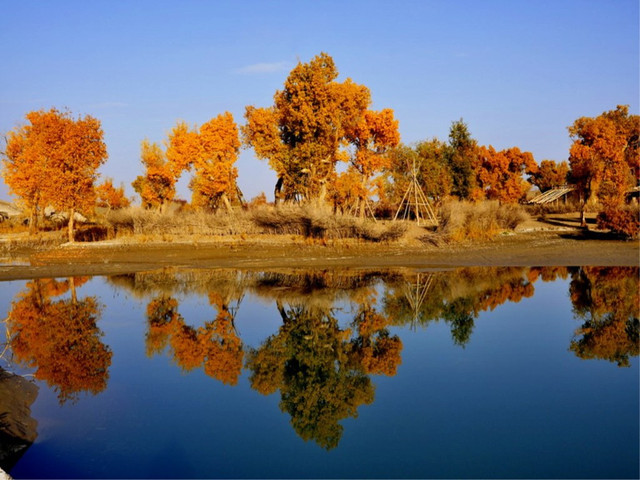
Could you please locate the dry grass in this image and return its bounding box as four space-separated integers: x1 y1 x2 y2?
101 206 258 238
438 200 529 242
250 204 408 242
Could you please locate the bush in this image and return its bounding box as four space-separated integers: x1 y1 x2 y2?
101 206 257 237
597 205 640 238
250 204 407 241
439 200 529 242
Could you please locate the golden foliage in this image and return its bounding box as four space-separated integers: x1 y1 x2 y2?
96 178 131 210
243 53 389 203
473 145 537 203
7 279 111 403
3 108 108 239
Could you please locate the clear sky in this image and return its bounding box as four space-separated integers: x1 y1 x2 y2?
1 0 638 202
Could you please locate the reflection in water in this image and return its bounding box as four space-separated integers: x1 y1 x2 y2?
145 291 244 385
569 267 639 367
5 278 111 403
2 266 637 454
383 267 538 347
246 294 401 450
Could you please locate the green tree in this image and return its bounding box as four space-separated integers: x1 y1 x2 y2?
446 119 478 199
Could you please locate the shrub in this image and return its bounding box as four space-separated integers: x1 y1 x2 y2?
439 200 529 242
596 205 640 238
250 204 407 241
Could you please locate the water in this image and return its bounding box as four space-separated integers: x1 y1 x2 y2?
0 266 637 479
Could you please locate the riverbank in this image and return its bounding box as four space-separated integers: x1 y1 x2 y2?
0 225 637 281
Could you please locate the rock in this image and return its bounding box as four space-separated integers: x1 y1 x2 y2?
0 368 38 473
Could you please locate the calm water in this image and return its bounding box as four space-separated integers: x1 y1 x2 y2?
0 266 637 479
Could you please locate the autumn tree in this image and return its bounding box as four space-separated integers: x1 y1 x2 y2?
529 160 569 193
3 109 62 232
132 140 176 210
473 146 537 202
7 278 111 403
2 108 108 240
568 105 640 229
166 113 242 211
343 109 400 216
242 53 374 203
96 178 131 210
326 170 367 214
190 113 241 211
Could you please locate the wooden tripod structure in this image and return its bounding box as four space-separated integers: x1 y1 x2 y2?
402 273 435 329
393 159 438 226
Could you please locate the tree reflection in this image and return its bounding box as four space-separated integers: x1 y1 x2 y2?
145 291 244 385
246 291 402 450
383 268 535 347
568 267 639 367
6 278 111 403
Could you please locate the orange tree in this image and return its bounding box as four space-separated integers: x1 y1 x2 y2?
3 108 107 240
3 109 63 232
343 109 400 216
132 140 176 210
166 113 241 211
529 159 569 193
243 53 375 203
96 178 131 210
568 105 639 231
473 145 537 202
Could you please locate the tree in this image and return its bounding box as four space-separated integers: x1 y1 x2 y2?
568 105 639 227
529 159 569 193
3 109 63 233
190 113 241 211
446 119 478 199
243 53 372 203
132 140 176 210
96 178 131 210
2 108 108 240
166 113 242 211
473 145 537 202
54 114 108 242
344 109 400 216
385 140 452 209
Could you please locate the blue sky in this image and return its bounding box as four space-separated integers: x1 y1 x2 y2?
1 0 638 202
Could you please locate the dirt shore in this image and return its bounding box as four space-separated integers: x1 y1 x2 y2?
0 223 637 281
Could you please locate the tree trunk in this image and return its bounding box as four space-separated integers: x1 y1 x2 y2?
67 208 75 243
221 193 233 213
274 177 284 205
28 204 37 236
